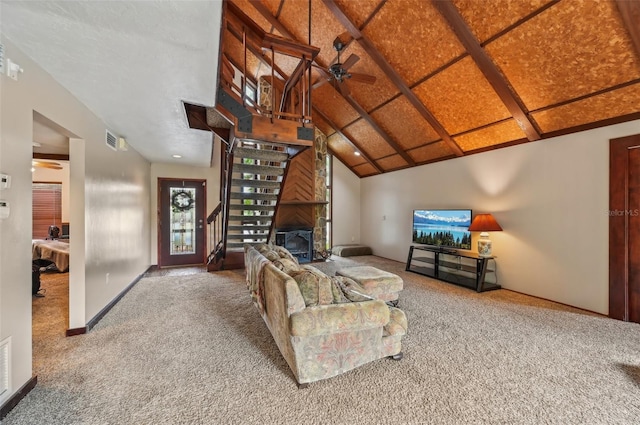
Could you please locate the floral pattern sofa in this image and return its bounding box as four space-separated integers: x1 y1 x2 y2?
244 243 408 386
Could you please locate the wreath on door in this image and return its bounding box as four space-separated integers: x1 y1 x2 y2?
171 190 195 212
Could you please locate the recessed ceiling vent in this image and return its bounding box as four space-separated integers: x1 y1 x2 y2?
106 129 118 151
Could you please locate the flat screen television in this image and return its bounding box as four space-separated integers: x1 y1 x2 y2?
412 209 472 250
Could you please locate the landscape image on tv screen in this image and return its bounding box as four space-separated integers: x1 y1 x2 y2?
412 209 472 249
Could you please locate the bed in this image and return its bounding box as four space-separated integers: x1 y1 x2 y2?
32 239 70 272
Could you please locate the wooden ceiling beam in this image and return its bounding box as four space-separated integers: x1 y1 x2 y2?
615 0 640 61
248 0 415 167
323 0 464 157
314 107 383 174
341 98 415 166
433 0 541 141
33 153 69 161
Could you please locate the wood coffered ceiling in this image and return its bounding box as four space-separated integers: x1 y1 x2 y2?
219 0 640 177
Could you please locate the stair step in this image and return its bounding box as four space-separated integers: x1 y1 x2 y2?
235 163 285 176
228 215 273 223
231 179 281 189
227 241 265 249
230 192 278 201
235 147 289 162
228 225 271 231
227 234 268 241
229 204 274 212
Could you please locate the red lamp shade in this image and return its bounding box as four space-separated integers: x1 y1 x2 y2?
468 214 503 232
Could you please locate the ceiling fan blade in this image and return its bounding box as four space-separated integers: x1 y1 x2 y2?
32 161 62 170
312 66 333 89
349 73 376 85
312 77 331 90
342 54 360 71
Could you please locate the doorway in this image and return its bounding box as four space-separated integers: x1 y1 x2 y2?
31 112 72 376
609 134 640 322
158 178 206 267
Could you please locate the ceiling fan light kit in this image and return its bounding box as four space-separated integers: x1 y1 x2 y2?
313 32 376 96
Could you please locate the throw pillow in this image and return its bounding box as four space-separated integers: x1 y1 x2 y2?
255 243 271 254
264 250 280 262
332 276 375 302
329 277 350 304
272 245 299 264
273 258 300 275
291 268 333 307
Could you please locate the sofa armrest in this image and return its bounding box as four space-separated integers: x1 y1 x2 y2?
290 300 390 337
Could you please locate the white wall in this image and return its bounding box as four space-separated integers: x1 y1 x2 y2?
361 120 640 314
332 158 361 245
32 161 70 223
150 161 220 265
0 38 151 404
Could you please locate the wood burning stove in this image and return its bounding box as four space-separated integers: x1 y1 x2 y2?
275 228 313 263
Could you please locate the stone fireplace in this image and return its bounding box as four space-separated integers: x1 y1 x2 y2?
275 228 314 263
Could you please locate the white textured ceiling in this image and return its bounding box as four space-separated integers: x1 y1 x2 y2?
1 0 222 167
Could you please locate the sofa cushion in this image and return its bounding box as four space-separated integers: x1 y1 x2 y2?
291 267 333 307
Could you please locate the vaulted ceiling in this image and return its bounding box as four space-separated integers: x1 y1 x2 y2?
220 0 640 177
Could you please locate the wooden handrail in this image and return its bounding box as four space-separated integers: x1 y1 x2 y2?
220 140 236 258
207 203 222 225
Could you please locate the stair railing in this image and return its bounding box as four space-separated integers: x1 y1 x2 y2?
220 139 236 259
206 202 223 264
207 139 236 266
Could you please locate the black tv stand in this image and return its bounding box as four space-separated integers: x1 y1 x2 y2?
406 245 500 292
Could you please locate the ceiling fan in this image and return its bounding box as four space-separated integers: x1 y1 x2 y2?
32 160 63 170
313 32 376 96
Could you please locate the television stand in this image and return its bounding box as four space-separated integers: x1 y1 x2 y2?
406 245 500 292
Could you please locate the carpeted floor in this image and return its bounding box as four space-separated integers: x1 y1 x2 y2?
7 256 640 424
31 271 70 375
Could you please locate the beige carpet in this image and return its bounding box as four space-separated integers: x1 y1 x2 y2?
6 256 640 424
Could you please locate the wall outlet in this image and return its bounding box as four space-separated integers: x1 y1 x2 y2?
105 273 110 285
351 236 355 242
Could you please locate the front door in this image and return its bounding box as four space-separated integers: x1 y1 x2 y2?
158 178 206 267
609 134 640 322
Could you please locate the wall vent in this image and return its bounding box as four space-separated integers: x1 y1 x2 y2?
106 129 118 151
0 337 10 405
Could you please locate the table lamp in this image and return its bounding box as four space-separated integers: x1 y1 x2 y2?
468 213 502 257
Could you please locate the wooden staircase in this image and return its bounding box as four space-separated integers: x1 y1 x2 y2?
202 2 319 271
226 144 289 250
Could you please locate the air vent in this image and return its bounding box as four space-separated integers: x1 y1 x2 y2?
0 337 10 404
106 130 118 151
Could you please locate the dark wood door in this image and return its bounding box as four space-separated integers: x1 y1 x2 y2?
158 179 206 267
609 134 640 322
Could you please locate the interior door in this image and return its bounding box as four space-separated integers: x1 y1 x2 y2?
159 178 206 267
609 134 640 322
